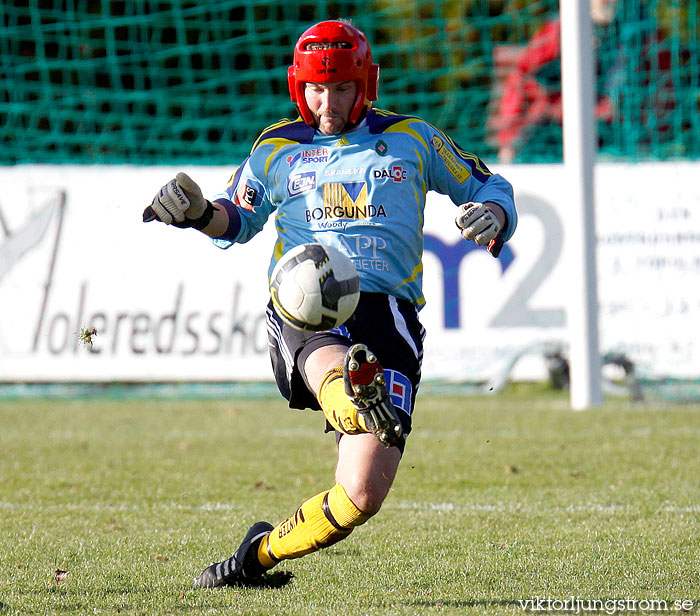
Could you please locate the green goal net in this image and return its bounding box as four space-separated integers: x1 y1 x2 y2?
2 0 698 165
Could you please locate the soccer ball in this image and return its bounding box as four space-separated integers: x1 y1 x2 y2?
270 243 360 332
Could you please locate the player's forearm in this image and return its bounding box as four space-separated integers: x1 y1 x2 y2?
202 198 242 240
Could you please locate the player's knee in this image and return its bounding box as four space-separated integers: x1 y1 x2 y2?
341 480 387 517
336 434 400 517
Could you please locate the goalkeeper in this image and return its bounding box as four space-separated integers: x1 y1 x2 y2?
144 19 517 588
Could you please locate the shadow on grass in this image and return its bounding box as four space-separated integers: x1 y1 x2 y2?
228 570 294 589
406 599 525 609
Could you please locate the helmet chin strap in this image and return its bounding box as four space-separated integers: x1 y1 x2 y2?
341 107 368 132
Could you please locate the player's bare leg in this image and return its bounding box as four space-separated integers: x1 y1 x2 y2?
194 343 404 587
302 344 348 392
306 343 403 508
247 405 401 579
334 432 401 514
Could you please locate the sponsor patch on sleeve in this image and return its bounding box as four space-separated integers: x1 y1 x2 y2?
430 134 471 183
235 178 264 211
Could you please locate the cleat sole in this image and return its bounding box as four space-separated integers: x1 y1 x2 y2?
343 343 404 448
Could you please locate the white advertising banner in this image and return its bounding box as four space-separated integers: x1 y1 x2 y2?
1 163 699 382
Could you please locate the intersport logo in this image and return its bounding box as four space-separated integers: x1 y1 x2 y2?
286 148 330 166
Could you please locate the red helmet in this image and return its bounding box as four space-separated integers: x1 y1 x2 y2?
288 21 379 126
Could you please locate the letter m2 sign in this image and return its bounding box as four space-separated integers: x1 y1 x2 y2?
423 233 513 329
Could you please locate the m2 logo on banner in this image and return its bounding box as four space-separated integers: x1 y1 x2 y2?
424 193 565 330
1 163 700 383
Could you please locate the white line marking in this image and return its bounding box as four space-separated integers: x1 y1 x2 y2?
1 501 697 514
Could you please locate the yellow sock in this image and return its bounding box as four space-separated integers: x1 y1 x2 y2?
317 367 368 434
257 483 370 569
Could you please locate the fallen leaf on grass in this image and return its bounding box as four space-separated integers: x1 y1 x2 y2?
108 519 126 531
490 539 518 550
54 569 69 583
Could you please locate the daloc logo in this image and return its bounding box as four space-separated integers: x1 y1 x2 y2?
372 166 407 183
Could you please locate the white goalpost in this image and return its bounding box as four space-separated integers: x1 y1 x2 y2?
560 0 603 409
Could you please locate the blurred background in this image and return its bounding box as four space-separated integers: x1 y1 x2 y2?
3 0 697 165
1 1 699 401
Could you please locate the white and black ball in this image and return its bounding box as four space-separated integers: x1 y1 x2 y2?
270 243 360 332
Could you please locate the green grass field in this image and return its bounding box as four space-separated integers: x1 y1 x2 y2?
1 387 699 615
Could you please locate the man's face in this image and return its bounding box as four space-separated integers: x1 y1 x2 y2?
304 81 358 135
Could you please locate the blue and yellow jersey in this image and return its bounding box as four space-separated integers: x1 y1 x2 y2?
212 108 516 308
